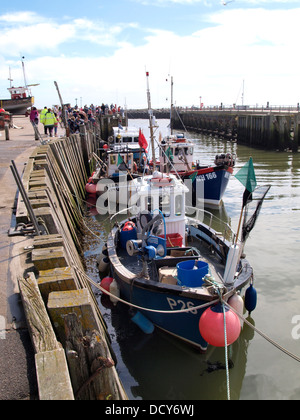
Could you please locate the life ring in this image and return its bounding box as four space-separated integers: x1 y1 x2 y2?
123 221 136 231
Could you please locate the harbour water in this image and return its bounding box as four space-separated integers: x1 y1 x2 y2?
84 119 300 400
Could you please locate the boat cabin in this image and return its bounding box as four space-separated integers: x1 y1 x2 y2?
111 126 146 163
112 127 139 147
106 151 135 177
159 134 194 173
130 172 188 246
8 86 28 100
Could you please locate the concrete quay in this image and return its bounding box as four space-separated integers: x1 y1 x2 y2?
0 116 64 400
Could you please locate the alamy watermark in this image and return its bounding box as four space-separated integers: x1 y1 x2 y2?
291 315 300 340
90 175 205 218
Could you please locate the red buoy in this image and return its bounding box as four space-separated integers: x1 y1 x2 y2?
199 303 241 347
100 277 113 295
85 182 97 195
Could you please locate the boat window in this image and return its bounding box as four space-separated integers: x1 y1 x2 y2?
184 148 189 155
175 195 183 216
175 148 179 156
110 156 116 165
134 137 139 143
121 137 131 143
189 147 193 155
159 195 170 217
143 195 153 213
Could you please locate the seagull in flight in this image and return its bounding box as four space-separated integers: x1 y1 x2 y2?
222 0 234 5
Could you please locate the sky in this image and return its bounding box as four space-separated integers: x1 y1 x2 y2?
0 0 299 110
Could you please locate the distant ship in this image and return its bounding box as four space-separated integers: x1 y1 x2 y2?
0 59 38 115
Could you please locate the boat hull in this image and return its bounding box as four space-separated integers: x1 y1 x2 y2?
114 274 211 351
0 97 33 115
107 220 252 352
181 165 233 206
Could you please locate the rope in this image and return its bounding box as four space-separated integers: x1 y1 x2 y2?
221 299 231 400
215 287 231 401
222 298 300 364
73 263 219 314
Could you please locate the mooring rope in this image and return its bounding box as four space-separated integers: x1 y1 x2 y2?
222 302 231 401
74 264 219 314
222 298 300 364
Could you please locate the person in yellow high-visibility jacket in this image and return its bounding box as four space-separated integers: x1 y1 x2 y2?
40 106 48 134
43 108 57 137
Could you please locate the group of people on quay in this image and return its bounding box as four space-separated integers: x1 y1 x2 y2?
28 103 125 137
29 105 61 137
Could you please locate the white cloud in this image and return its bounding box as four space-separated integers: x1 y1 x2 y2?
0 11 42 24
0 12 138 56
1 7 299 109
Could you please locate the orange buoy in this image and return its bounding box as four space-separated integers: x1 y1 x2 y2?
199 303 241 347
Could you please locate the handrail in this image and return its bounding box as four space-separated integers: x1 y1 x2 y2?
185 206 238 245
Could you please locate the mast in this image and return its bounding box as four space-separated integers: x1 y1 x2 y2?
146 71 156 170
8 68 13 88
170 76 174 135
21 56 28 91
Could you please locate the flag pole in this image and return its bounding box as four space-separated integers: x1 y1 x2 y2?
234 157 256 246
235 206 244 246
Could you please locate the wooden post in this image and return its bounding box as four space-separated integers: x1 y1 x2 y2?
18 273 74 400
64 313 127 400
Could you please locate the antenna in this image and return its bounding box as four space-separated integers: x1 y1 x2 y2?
8 67 13 88
146 70 156 170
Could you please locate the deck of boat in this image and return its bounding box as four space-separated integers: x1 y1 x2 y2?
117 235 225 288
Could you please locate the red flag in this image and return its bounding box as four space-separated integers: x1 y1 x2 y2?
139 129 148 153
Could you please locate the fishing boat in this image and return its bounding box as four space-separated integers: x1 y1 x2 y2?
85 149 141 196
85 125 149 198
158 133 235 206
0 60 37 115
101 171 270 351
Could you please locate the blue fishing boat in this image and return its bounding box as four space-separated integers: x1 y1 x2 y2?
158 133 235 207
102 171 270 351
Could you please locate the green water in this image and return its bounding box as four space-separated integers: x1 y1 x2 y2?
84 119 300 400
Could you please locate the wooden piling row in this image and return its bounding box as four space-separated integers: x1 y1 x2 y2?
17 127 128 400
172 110 300 151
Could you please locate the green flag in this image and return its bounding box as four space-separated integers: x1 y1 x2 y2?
235 157 257 193
235 157 257 207
117 154 124 166
117 154 127 171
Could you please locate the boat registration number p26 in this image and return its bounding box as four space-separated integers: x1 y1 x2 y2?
166 298 198 315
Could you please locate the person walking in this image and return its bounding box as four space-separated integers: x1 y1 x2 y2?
43 108 57 137
29 107 39 125
53 112 60 137
40 106 48 134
